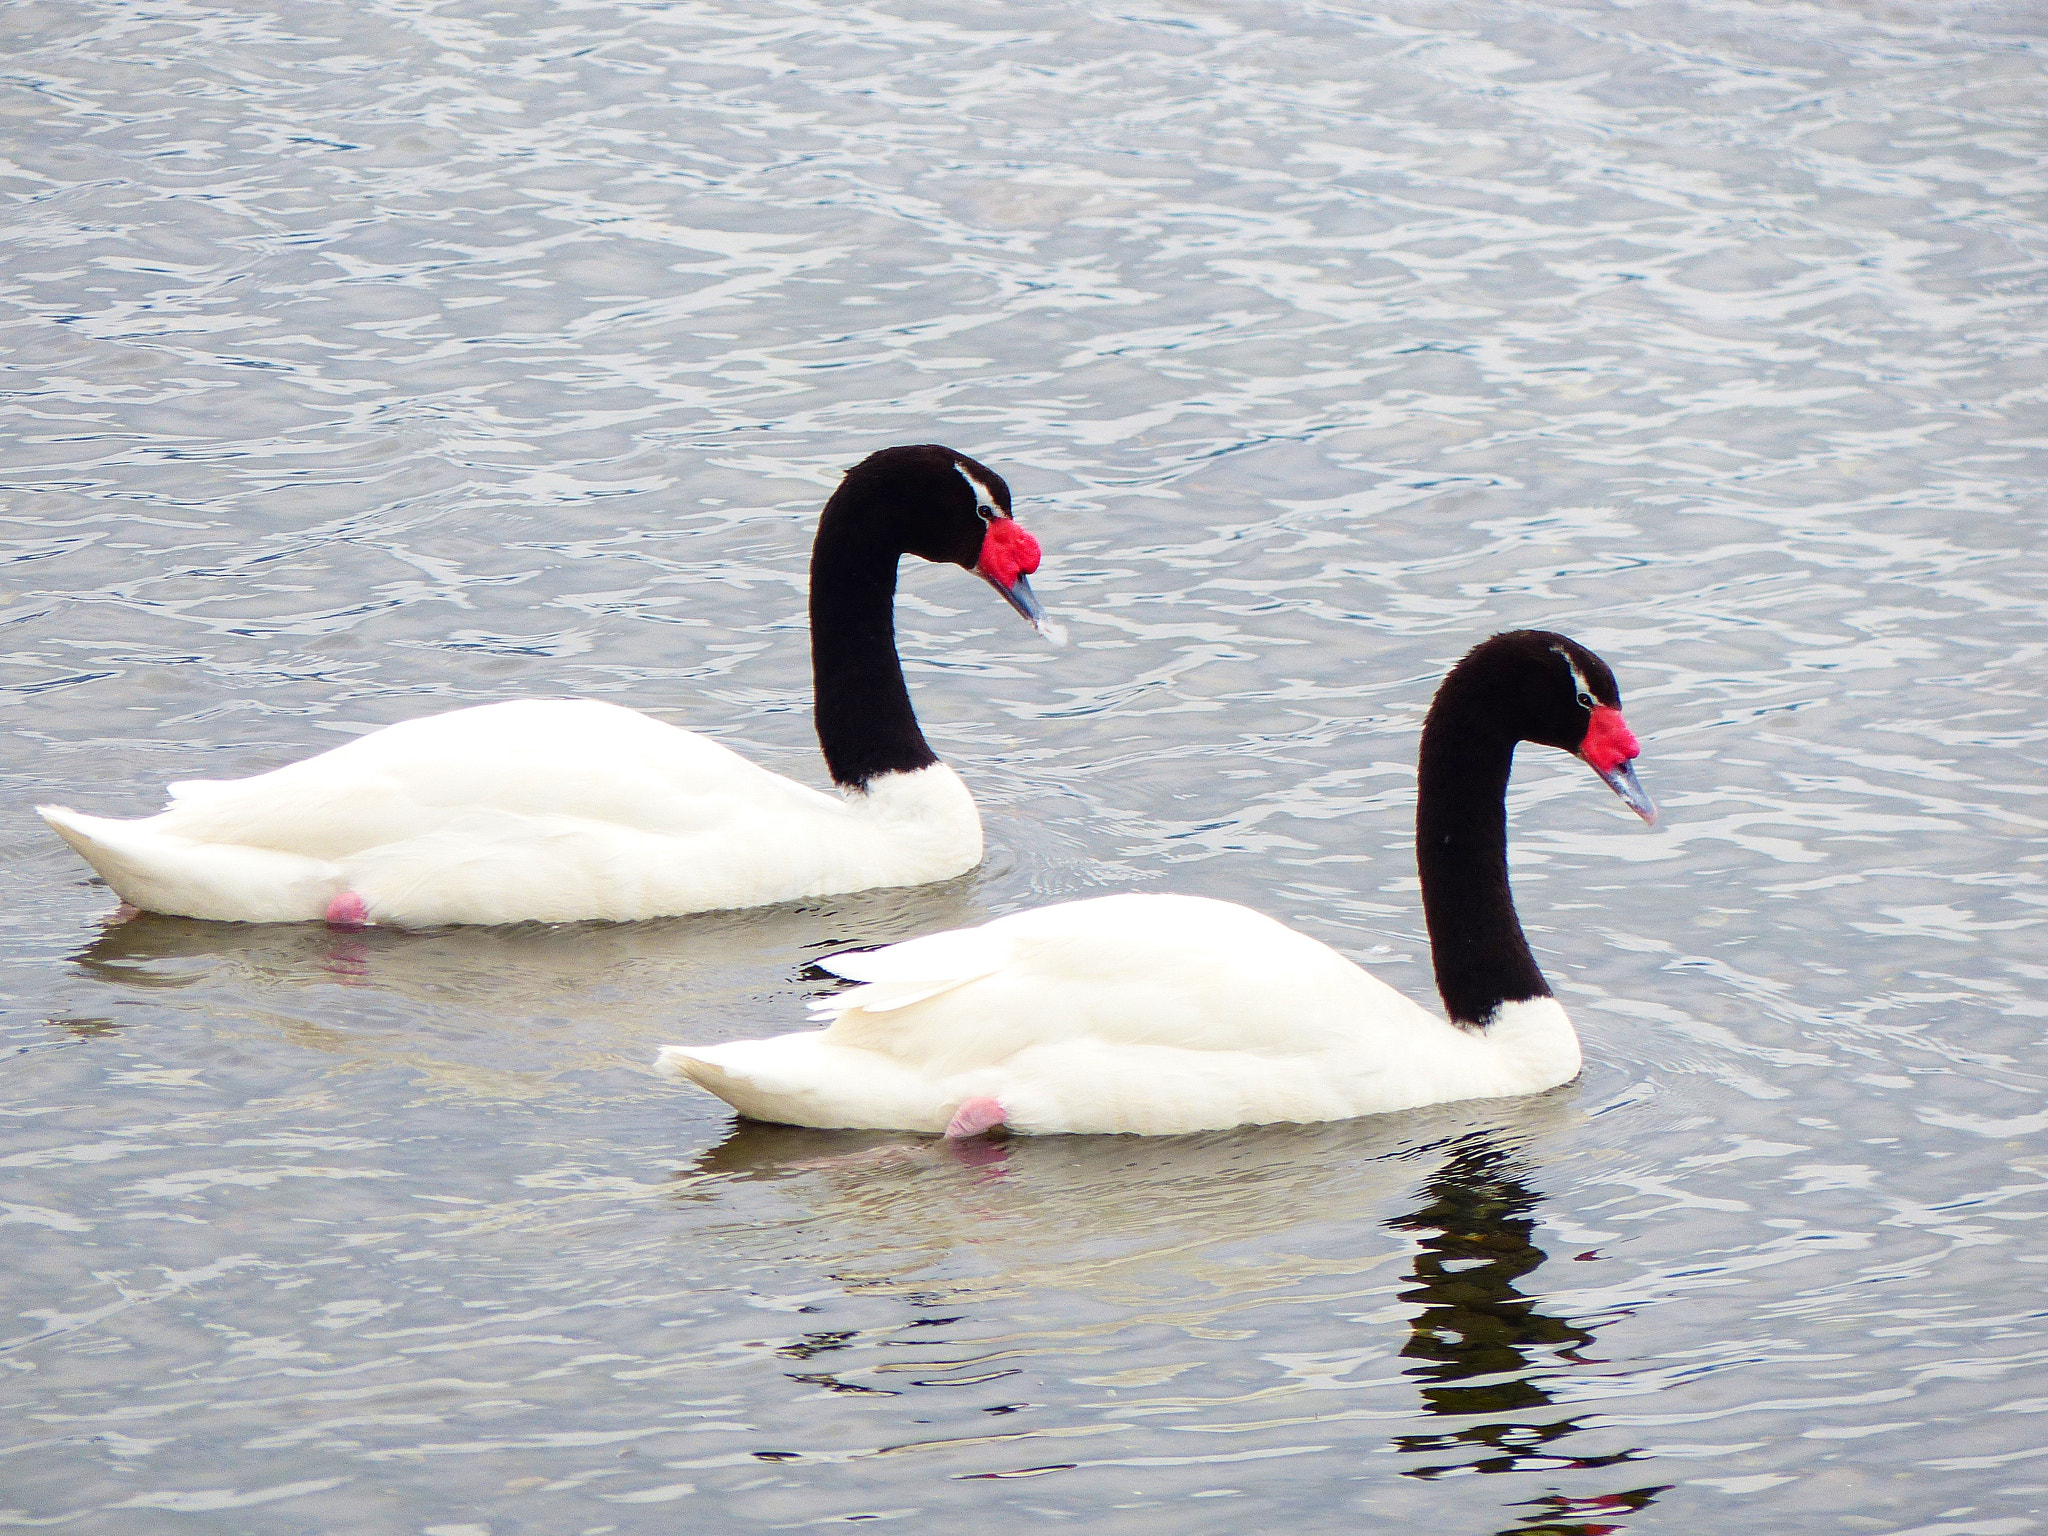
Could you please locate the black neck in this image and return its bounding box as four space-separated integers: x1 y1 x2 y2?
809 499 939 790
1415 694 1550 1029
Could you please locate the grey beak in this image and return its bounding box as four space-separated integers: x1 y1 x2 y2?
985 571 1066 646
1594 757 1658 825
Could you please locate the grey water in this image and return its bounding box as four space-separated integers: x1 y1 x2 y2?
3 0 2046 1530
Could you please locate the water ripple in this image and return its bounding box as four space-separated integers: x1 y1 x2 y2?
4 0 2047 1531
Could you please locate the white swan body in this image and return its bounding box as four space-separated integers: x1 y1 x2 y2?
659 629 1657 1138
40 700 982 926
38 444 1057 927
657 892 1579 1136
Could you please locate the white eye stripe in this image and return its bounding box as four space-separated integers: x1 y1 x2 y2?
954 463 1004 521
1551 645 1599 708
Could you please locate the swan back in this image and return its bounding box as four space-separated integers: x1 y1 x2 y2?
42 700 983 925
663 894 1580 1135
659 628 1651 1136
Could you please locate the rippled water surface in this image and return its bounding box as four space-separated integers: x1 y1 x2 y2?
6 0 2048 1529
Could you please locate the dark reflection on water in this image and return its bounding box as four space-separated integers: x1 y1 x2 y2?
1497 1486 1671 1536
1388 1138 1667 1530
657 1116 1683 1527
1395 1141 1597 1431
37 1015 120 1039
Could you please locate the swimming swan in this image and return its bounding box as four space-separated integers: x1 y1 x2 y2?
657 630 1657 1136
39 444 1060 927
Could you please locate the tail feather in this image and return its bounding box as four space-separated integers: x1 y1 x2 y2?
37 805 338 923
655 1037 950 1133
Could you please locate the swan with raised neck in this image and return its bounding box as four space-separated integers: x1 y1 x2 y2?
37 444 1060 926
658 630 1658 1136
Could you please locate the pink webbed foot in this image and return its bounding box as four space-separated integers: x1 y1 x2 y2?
943 1096 1007 1140
325 892 371 929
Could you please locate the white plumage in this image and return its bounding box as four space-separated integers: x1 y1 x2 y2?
658 629 1656 1138
36 443 1054 928
39 699 981 926
657 892 1580 1136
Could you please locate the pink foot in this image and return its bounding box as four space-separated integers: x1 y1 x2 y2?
944 1096 1007 1140
325 892 371 929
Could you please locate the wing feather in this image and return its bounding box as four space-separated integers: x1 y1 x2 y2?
811 924 1019 1016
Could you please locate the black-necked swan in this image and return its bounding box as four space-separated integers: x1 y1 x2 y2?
656 630 1657 1136
38 444 1060 927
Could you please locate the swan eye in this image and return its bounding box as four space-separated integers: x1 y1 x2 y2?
1551 645 1600 714
954 464 1005 523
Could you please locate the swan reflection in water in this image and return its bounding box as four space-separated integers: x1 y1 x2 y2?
680 1118 1669 1531
1390 1141 1669 1535
56 882 990 1091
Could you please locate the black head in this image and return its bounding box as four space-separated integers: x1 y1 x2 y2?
1436 630 1653 821
808 446 1056 788
831 444 1011 567
1439 631 1616 747
823 444 1056 639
